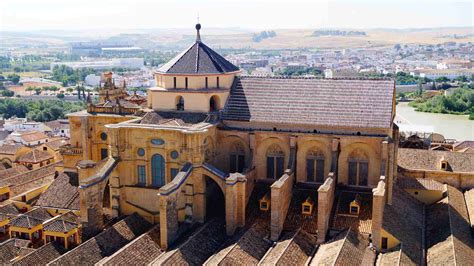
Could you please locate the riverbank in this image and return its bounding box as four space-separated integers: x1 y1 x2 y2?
396 102 473 141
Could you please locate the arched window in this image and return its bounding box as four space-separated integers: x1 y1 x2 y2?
209 95 219 112
306 149 325 182
176 96 184 111
216 76 220 88
266 144 284 179
185 77 188 89
205 77 208 88
229 142 245 173
348 150 369 186
173 77 177 88
151 154 165 187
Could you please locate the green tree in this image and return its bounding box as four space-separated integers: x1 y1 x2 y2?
435 76 449 83
8 74 20 84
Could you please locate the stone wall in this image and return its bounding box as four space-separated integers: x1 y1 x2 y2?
317 174 335 243
371 177 386 250
270 170 294 241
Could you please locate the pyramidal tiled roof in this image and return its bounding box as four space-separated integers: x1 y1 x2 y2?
157 24 239 74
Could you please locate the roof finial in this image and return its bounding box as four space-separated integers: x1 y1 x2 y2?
195 19 201 42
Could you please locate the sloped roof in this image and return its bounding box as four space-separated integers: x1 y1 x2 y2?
12 242 66 266
382 185 424 265
222 76 395 129
16 149 53 163
9 208 52 228
426 186 474 265
396 177 445 191
19 131 48 143
0 165 29 180
398 148 474 173
35 172 79 211
0 203 20 222
49 213 151 265
310 229 375 265
0 143 25 155
157 26 239 74
0 239 32 264
101 225 161 265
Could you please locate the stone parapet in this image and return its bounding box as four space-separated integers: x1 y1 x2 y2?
317 173 336 243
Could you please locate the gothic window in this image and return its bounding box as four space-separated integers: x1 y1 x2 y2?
348 150 369 186
176 96 184 111
266 144 284 179
137 165 146 186
151 154 165 187
229 142 245 173
306 150 325 182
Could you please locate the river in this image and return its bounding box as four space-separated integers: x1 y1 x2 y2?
395 102 474 141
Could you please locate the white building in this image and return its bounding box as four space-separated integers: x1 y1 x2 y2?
50 58 144 71
7 131 50 147
418 69 474 80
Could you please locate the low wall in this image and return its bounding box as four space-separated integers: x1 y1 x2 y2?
270 170 294 241
317 173 335 243
400 168 474 189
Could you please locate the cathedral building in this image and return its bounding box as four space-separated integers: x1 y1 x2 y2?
62 24 399 252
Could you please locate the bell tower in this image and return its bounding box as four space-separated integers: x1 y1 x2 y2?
98 71 128 103
148 24 241 113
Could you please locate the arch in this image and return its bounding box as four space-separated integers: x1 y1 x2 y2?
151 154 165 187
266 144 285 179
338 142 378 187
175 96 184 111
296 140 332 183
256 137 290 179
229 141 246 173
209 95 220 112
218 135 250 173
0 158 12 169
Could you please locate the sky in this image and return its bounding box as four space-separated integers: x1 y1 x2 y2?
0 0 472 31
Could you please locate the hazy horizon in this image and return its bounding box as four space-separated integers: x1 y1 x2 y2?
1 0 472 32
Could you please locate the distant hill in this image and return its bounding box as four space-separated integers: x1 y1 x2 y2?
1 27 473 50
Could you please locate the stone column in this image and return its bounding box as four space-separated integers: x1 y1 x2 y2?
331 139 340 175
225 173 247 236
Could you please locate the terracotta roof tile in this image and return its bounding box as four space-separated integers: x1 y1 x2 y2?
9 207 52 228
49 213 151 265
382 185 423 265
19 131 49 143
35 173 79 210
102 225 161 265
398 148 474 173
16 149 53 164
13 242 66 266
157 40 239 74
0 143 25 155
0 239 32 264
0 165 29 180
223 77 395 129
0 203 20 222
396 177 445 191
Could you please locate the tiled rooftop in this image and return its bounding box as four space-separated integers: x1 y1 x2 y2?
309 229 375 265
223 76 395 129
101 224 162 265
398 148 474 173
283 189 318 234
49 213 151 265
12 242 66 266
332 191 373 235
16 149 53 164
9 208 52 228
0 238 32 264
35 172 79 211
0 143 25 155
155 218 227 265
